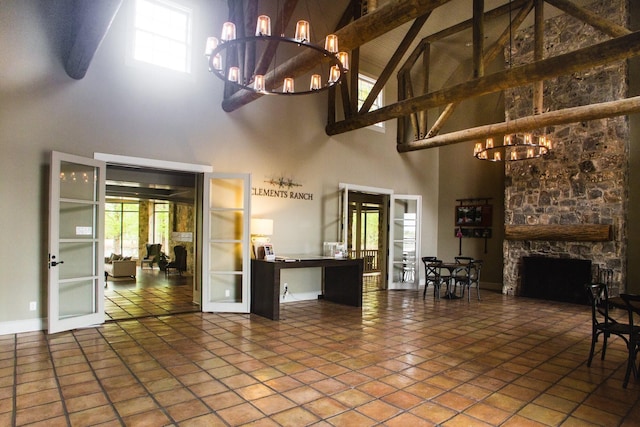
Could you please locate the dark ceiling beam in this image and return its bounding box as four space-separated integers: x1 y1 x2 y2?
325 30 640 135
220 0 455 112
64 0 123 80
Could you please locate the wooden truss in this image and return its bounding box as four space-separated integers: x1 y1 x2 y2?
324 0 639 153
62 0 639 153
217 0 639 152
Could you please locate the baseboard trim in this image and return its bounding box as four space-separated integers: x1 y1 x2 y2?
0 318 45 336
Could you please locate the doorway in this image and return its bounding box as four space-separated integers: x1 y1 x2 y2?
103 164 200 320
347 192 389 292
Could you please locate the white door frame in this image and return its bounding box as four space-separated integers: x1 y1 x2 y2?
94 153 212 307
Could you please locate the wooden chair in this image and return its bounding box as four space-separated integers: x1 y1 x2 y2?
421 257 443 300
620 293 640 388
586 284 637 375
458 260 483 302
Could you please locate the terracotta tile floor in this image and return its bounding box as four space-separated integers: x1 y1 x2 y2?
105 285 199 321
104 268 199 321
2 290 640 426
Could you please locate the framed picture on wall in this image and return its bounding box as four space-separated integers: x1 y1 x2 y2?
455 204 492 227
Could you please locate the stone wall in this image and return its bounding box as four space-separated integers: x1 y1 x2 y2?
502 0 629 296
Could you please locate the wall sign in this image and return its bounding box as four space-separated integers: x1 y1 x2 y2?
251 175 314 201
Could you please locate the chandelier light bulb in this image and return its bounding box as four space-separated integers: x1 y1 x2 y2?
221 22 236 41
485 137 494 149
283 77 294 93
511 150 518 161
310 74 322 90
325 34 338 53
494 151 502 161
212 53 222 70
295 20 310 42
329 65 341 83
205 37 218 56
337 52 349 71
228 66 239 82
254 75 265 92
256 15 271 36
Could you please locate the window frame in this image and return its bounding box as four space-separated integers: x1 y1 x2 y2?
129 0 194 74
105 201 140 258
357 73 385 130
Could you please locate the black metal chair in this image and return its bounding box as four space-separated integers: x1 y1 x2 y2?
451 257 474 298
458 260 483 302
586 283 636 374
421 257 443 300
165 245 187 276
620 293 640 388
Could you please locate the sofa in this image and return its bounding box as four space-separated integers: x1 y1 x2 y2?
105 254 136 278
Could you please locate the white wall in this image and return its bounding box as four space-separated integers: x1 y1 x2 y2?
0 0 440 331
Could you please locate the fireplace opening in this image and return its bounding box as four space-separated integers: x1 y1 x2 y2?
521 257 592 305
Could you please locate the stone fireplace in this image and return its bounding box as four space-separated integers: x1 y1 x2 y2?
502 0 628 297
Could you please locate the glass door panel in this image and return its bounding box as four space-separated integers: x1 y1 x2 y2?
389 195 421 290
202 173 250 312
48 152 105 334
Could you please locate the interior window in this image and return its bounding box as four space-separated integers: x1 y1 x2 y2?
358 73 385 129
132 0 193 73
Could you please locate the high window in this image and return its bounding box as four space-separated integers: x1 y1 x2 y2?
105 202 140 258
132 0 193 73
358 73 385 129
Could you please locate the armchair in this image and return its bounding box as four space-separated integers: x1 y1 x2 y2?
141 243 162 269
165 245 187 276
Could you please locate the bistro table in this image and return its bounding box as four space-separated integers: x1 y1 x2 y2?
429 262 463 299
609 296 640 311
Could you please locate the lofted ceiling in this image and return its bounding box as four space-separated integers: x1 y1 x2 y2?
5 0 637 153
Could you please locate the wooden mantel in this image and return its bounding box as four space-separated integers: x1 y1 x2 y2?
505 224 612 241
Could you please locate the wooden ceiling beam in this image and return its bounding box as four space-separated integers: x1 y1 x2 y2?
398 96 640 152
220 0 455 112
64 0 122 80
326 30 640 135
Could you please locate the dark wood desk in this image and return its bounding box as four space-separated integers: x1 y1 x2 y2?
251 257 364 320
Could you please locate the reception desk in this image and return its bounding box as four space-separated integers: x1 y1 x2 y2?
251 257 364 320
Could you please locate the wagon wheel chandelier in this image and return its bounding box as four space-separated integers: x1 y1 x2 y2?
205 4 348 96
473 132 552 161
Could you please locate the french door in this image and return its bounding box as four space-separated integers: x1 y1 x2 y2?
388 194 422 290
201 173 251 313
48 152 106 334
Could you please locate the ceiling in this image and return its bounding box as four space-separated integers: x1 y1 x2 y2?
356 0 593 72
106 165 196 204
